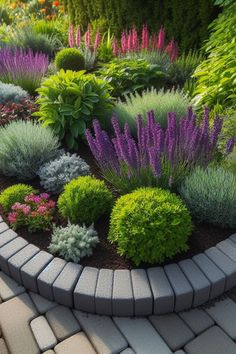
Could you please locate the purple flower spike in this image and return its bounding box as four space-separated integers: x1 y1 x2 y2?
226 138 234 154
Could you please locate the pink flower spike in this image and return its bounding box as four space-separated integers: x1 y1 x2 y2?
85 27 91 48
94 31 101 51
68 24 75 48
157 26 165 51
75 25 81 47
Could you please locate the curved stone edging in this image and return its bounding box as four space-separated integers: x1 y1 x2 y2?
0 216 236 317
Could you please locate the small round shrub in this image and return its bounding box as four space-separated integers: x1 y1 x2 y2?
0 184 37 213
55 48 85 71
38 153 91 194
0 82 28 104
179 167 236 228
49 223 99 262
58 176 113 225
108 187 193 266
0 121 60 180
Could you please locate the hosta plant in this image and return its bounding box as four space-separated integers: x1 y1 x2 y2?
0 184 37 213
34 70 114 149
49 223 99 262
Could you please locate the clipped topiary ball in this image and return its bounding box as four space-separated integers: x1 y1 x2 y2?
109 187 193 266
0 184 37 213
58 176 113 225
55 48 85 71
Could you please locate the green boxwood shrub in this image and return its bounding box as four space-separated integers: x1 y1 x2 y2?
58 176 113 225
179 167 236 228
108 187 193 265
0 184 37 213
55 48 85 71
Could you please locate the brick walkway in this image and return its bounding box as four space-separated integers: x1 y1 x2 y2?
1 272 236 354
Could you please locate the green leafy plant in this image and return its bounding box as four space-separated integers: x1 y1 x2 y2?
55 48 85 71
179 167 236 228
49 223 99 262
0 184 36 213
124 50 171 71
0 82 28 104
108 187 192 266
34 70 114 149
33 19 67 45
58 176 113 225
0 120 60 180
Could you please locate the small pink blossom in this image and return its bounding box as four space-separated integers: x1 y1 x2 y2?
32 196 42 204
37 205 47 214
8 212 17 223
40 193 50 200
47 200 56 208
24 194 35 202
22 205 31 215
12 202 22 210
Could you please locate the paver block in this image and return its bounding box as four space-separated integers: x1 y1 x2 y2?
147 267 174 314
184 326 236 354
119 349 135 354
179 308 214 335
192 253 225 299
0 338 9 354
205 298 236 340
42 351 55 354
54 333 96 354
164 263 193 312
74 267 98 313
21 251 54 292
216 239 236 262
37 258 66 300
46 305 80 341
53 262 82 308
0 237 28 274
113 317 172 354
205 247 236 290
131 269 152 316
229 233 236 243
174 351 186 354
30 292 57 314
178 259 211 307
0 229 17 248
150 313 194 351
74 310 127 354
0 271 25 301
31 316 57 351
8 244 40 283
95 268 114 315
112 270 134 316
0 222 8 234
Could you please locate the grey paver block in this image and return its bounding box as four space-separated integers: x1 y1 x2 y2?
192 253 225 299
0 237 28 274
8 244 40 283
119 349 135 354
74 267 98 313
179 308 214 335
46 305 80 341
0 271 25 301
205 298 236 340
30 292 57 314
184 326 236 354
37 258 66 300
205 247 236 290
0 338 9 354
113 317 172 354
53 262 82 308
150 313 194 351
0 222 8 234
95 268 114 315
147 267 174 314
164 263 193 312
178 259 211 307
0 229 17 248
174 351 186 354
131 269 152 316
74 310 128 354
31 316 57 351
216 238 236 261
112 270 134 316
21 251 54 292
229 233 236 243
54 332 96 354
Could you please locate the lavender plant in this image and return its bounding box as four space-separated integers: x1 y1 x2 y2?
86 108 234 193
0 48 49 95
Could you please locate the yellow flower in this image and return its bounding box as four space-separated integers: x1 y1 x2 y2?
10 3 17 9
40 8 46 13
38 0 46 3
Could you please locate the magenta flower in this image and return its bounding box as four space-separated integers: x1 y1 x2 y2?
157 26 165 51
40 193 50 200
8 212 17 223
94 31 101 51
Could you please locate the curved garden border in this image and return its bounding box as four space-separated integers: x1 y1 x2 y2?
0 216 236 317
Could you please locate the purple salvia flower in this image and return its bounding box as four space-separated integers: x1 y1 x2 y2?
225 138 234 154
124 123 132 141
148 147 161 177
112 116 121 137
210 116 223 149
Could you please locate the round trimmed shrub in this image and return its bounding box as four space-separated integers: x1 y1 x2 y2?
0 184 37 213
179 167 236 228
55 48 85 71
58 176 113 225
108 187 193 266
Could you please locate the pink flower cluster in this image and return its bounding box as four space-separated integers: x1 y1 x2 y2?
68 25 101 51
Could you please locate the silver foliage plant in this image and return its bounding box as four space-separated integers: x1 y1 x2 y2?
38 153 91 194
0 81 28 104
49 223 99 262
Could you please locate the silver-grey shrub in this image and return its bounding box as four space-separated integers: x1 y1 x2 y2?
0 120 60 180
179 167 236 228
0 81 28 104
49 223 99 262
38 153 91 194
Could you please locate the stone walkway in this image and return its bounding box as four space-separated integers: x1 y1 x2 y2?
1 272 236 353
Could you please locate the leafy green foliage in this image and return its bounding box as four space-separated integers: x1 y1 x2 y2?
49 223 99 262
97 58 164 98
58 176 113 225
35 70 114 149
0 82 28 104
55 48 85 71
124 50 171 70
0 121 60 180
33 19 68 45
0 184 36 213
108 187 192 265
179 167 236 228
